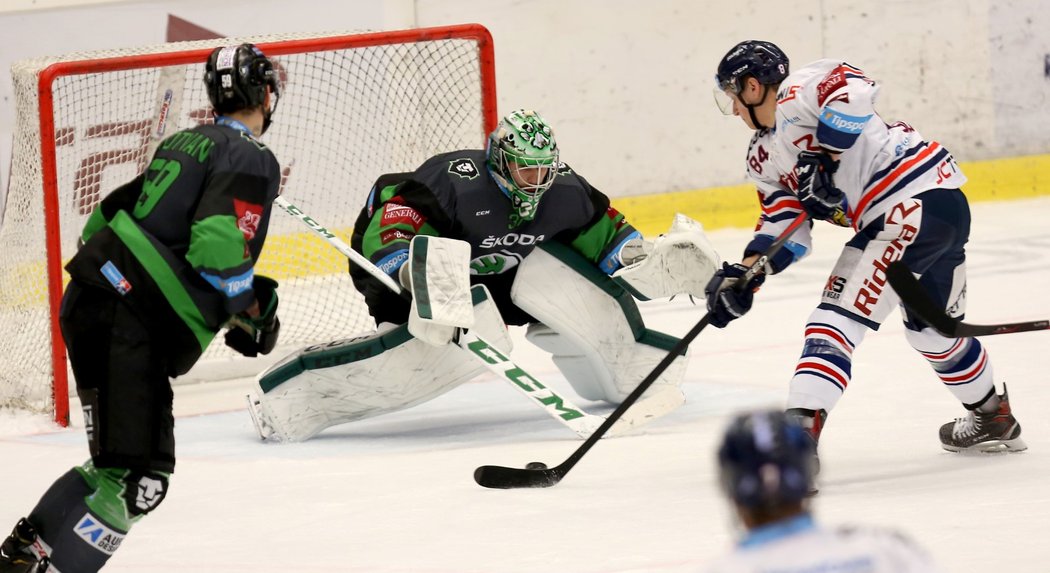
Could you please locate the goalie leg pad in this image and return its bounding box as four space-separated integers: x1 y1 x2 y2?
250 285 511 442
512 244 687 404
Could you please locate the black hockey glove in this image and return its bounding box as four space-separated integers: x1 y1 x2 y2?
795 151 846 222
704 262 766 328
224 275 280 357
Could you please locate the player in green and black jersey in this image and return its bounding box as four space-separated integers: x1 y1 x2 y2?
351 109 641 326
1 44 282 572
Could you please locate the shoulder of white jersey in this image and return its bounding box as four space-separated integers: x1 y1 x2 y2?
783 59 880 113
832 524 935 558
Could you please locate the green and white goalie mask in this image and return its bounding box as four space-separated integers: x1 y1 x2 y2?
486 109 559 226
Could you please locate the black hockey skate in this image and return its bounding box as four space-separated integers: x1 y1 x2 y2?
940 384 1026 453
785 407 826 495
0 518 48 573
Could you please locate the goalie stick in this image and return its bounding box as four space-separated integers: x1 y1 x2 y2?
886 261 1049 337
272 196 677 439
473 211 812 489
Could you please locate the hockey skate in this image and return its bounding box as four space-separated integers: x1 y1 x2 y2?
940 384 1026 453
785 407 826 495
0 518 48 573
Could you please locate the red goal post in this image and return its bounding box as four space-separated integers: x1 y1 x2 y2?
1 24 497 426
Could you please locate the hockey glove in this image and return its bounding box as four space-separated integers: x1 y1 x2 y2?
704 262 766 328
795 151 847 223
224 275 280 357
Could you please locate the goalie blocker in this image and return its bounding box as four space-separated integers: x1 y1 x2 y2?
250 218 720 441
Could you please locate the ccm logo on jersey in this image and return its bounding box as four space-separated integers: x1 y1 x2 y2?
480 232 546 248
380 203 425 232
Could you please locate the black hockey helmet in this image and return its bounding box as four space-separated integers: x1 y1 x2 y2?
715 40 789 95
717 409 814 509
204 43 280 119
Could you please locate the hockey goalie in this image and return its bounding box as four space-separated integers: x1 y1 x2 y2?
248 109 720 442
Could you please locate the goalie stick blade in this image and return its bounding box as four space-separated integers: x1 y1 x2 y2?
887 261 1050 337
474 465 564 489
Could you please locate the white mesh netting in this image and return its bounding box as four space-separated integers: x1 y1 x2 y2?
0 27 492 416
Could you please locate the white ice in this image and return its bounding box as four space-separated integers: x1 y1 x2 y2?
2 198 1048 572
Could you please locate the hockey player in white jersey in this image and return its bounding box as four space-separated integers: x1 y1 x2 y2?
702 409 943 573
705 40 1024 461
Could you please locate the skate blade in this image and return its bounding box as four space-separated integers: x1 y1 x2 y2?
942 436 1028 454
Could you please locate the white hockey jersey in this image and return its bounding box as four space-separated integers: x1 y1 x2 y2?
701 514 943 573
744 59 967 266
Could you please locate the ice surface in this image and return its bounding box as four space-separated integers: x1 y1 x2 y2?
2 198 1048 572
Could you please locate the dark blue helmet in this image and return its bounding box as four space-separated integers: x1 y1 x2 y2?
717 409 814 509
715 40 789 95
204 43 280 114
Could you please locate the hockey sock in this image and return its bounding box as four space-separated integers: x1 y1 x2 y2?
906 329 996 406
787 314 864 412
26 461 169 572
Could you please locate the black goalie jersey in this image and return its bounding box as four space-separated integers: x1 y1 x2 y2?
350 149 639 326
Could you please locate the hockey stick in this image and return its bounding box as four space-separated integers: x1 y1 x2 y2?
272 196 669 438
473 212 812 489
886 261 1049 337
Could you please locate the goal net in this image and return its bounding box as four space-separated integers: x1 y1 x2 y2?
0 24 497 425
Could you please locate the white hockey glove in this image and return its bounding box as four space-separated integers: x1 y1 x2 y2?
612 214 721 300
405 236 474 346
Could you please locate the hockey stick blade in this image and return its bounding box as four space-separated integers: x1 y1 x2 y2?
474 212 811 490
473 464 563 489
474 313 710 489
886 261 1050 337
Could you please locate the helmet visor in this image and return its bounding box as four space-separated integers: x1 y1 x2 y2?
713 86 737 116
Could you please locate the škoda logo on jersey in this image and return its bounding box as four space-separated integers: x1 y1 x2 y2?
380 203 425 231
479 232 545 249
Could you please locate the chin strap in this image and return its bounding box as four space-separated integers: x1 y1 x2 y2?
746 84 774 130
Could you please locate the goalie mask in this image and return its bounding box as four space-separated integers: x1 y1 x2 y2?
486 109 559 226
204 43 281 134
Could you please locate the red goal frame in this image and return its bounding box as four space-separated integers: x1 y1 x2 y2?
33 24 498 426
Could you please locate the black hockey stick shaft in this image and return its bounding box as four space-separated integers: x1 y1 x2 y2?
474 212 811 489
886 261 1049 337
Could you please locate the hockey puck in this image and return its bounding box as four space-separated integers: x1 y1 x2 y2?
525 462 548 470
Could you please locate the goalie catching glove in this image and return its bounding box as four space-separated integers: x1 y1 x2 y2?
612 213 721 300
225 275 280 357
